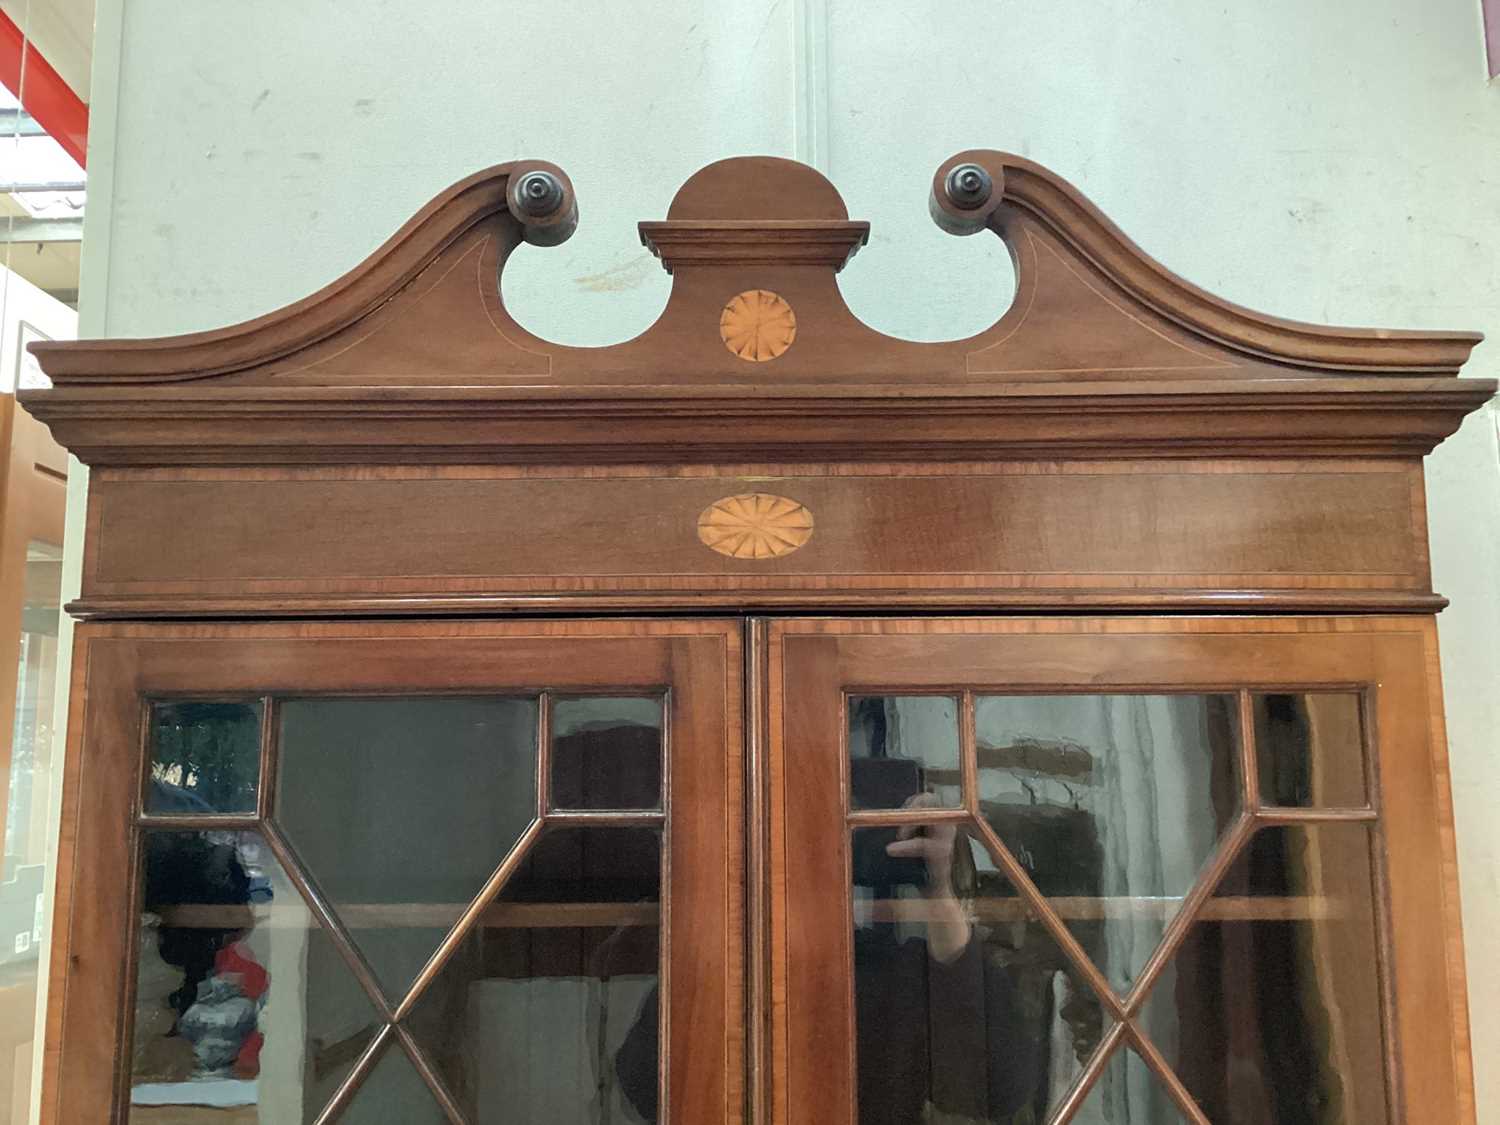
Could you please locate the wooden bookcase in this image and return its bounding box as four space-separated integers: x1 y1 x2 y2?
20 153 1494 1123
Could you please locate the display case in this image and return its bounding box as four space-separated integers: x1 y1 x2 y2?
0 394 67 1119
21 153 1494 1123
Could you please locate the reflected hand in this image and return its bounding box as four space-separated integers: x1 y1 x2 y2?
884 793 971 962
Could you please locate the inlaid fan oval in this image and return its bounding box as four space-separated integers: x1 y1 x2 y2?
697 493 814 559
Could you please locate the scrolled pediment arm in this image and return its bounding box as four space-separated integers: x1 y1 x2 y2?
930 149 1481 375
28 159 577 386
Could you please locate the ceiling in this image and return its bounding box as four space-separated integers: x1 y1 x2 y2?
0 0 93 100
2 0 91 306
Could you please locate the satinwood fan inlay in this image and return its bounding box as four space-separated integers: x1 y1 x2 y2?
720 289 797 362
697 493 814 559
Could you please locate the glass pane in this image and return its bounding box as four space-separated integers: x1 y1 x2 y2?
1253 693 1367 808
298 928 381 1121
850 825 1109 1123
1137 823 1389 1125
276 697 538 1001
147 700 263 815
1073 1044 1188 1124
0 539 62 1084
407 826 661 1124
340 1043 447 1124
848 695 962 809
975 694 1239 995
130 830 382 1123
550 696 663 810
5 539 62 868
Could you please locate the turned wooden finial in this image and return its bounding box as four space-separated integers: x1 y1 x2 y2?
505 161 577 246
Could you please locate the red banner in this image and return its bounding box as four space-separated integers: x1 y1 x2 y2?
0 10 88 168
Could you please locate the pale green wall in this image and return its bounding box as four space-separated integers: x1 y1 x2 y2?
43 1 1500 1120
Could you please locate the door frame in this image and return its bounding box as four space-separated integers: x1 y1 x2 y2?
764 615 1472 1125
45 618 745 1124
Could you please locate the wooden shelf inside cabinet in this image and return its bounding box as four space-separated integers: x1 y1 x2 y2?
130 1107 257 1123
162 896 1346 931
158 901 661 930
867 896 1352 925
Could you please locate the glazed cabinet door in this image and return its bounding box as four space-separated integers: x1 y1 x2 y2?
765 617 1471 1125
46 620 743 1125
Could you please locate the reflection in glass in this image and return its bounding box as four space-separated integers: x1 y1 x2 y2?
1253 693 1367 808
147 701 263 815
276 697 538 1000
1074 1044 1187 1123
975 694 1239 994
341 1043 446 1124
1137 824 1389 1125
848 695 962 809
407 827 661 1123
130 830 382 1122
850 826 1107 1124
0 538 62 1084
551 696 664 810
5 539 62 865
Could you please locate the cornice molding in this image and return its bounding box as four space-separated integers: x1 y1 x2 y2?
28 378 1494 465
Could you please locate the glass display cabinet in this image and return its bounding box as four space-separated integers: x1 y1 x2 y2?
20 152 1494 1124
0 394 67 1119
